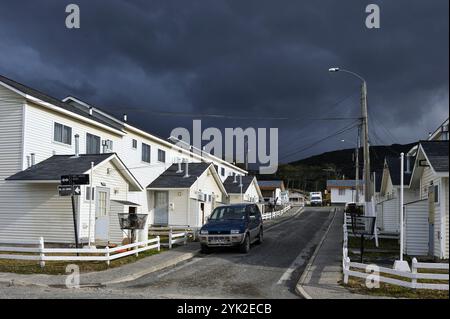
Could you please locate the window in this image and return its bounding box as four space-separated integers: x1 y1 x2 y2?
339 188 346 196
86 133 101 154
53 123 72 145
434 184 439 203
85 187 95 201
221 167 225 176
132 139 137 149
158 149 166 163
142 143 151 163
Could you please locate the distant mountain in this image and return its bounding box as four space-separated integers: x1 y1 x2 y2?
255 143 417 192
289 143 416 179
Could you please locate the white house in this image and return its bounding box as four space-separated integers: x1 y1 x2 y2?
3 153 142 245
258 180 285 204
376 156 418 234
147 162 228 227
223 175 263 204
326 180 364 205
0 74 246 245
405 140 448 259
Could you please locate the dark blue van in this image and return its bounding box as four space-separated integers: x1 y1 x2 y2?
198 203 263 254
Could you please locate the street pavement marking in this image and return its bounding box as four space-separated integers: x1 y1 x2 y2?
156 257 202 279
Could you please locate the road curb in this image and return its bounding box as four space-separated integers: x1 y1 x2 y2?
0 250 200 289
295 207 337 299
103 250 200 286
265 206 305 232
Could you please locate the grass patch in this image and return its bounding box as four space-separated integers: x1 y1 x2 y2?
0 247 166 275
342 276 449 299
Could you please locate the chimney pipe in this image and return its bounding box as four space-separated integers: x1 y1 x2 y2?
123 114 128 122
75 134 80 157
27 155 31 168
30 153 35 166
176 159 183 173
184 162 189 178
89 107 93 116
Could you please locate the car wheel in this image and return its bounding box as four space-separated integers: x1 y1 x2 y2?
256 228 263 244
239 234 250 253
201 244 211 254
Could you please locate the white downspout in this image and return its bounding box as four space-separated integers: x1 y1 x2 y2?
400 153 404 261
440 178 446 259
88 161 94 246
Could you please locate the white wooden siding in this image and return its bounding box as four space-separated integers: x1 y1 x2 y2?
404 200 429 256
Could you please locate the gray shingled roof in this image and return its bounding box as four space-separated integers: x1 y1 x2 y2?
258 180 284 188
326 180 363 188
420 141 449 173
223 176 255 194
147 163 212 189
6 154 114 181
0 75 124 132
386 156 414 186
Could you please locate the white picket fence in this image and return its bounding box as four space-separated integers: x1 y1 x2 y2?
343 215 449 290
148 226 191 249
0 237 161 268
262 205 291 220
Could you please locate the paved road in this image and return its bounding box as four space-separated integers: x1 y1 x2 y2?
0 207 334 299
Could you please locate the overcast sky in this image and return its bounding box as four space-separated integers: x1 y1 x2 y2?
0 0 448 165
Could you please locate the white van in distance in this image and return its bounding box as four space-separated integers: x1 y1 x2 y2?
309 192 323 206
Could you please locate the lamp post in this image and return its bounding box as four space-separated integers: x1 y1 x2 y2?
329 67 371 204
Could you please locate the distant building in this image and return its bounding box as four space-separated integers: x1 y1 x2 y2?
258 180 285 205
326 180 364 205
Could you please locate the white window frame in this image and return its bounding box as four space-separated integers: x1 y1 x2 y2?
53 122 72 146
158 149 166 163
142 143 151 163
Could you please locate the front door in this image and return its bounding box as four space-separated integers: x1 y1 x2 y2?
154 191 169 225
95 187 110 243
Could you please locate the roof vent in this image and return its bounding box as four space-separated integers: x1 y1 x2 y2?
89 107 93 116
74 134 80 157
176 159 183 173
123 114 128 122
183 162 190 178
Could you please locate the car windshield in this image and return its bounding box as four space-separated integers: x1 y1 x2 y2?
311 196 321 200
209 206 247 220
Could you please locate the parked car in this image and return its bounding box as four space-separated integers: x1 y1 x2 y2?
198 203 263 254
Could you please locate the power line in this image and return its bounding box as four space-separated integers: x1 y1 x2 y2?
280 120 360 162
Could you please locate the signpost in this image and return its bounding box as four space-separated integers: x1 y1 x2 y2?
58 174 90 250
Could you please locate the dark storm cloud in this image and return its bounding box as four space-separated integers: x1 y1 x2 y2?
0 0 448 164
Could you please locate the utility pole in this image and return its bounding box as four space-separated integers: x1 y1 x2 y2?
355 124 360 203
361 81 371 202
329 67 371 203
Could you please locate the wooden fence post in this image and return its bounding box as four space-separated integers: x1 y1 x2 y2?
39 237 45 268
411 258 418 289
106 246 110 266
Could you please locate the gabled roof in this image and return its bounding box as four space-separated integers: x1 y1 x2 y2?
326 180 363 188
0 74 124 132
223 175 257 194
373 169 383 193
385 156 414 186
147 163 227 195
258 180 285 190
409 140 449 188
420 141 448 173
5 153 143 191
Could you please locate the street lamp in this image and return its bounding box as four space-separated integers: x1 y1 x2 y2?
329 67 371 204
